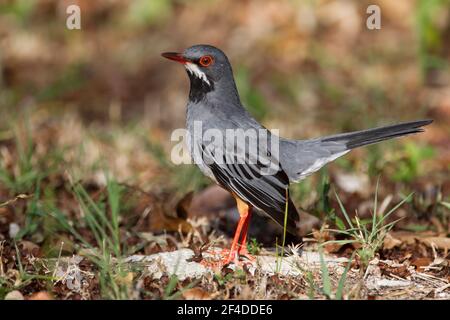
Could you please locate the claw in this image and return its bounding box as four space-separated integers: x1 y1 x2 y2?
237 246 256 262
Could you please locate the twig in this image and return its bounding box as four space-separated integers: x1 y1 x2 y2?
52 241 65 279
0 194 31 207
436 283 450 293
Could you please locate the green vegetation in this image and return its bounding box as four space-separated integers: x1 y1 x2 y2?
416 0 450 79
324 181 413 267
247 238 262 255
50 176 130 299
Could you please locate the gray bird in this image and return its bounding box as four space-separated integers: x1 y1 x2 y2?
162 44 432 265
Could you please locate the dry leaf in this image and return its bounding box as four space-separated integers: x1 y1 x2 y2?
334 172 369 195
5 290 24 300
426 257 449 271
189 185 235 217
115 272 134 286
411 257 432 270
18 240 41 257
420 237 450 251
176 192 193 220
383 233 402 250
323 242 343 253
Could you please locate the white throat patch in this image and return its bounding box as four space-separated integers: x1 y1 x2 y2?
185 63 210 85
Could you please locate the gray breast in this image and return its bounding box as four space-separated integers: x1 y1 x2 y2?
186 102 217 182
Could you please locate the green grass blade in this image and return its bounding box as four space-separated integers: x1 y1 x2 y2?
335 251 355 300
276 188 290 273
334 191 354 229
440 201 450 210
370 176 380 241
375 193 413 229
319 249 331 298
321 239 358 246
106 176 122 256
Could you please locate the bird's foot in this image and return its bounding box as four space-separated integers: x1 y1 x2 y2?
221 249 240 266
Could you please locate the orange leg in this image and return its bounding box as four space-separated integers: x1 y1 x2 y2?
201 196 256 267
222 214 247 264
237 208 254 260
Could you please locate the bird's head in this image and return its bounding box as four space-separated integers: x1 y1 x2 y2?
162 45 239 103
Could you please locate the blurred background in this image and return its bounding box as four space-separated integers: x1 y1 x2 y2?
0 0 449 245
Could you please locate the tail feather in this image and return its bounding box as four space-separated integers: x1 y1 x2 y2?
264 196 299 235
321 119 433 149
285 119 432 183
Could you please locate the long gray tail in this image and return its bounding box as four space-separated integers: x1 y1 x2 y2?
320 119 433 150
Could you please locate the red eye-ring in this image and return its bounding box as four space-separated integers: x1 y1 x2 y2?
199 55 213 67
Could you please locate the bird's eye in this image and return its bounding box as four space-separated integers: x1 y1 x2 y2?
199 55 213 67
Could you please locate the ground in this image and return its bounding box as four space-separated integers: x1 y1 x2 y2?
0 0 449 300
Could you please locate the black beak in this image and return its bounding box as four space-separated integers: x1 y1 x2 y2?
161 52 189 64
